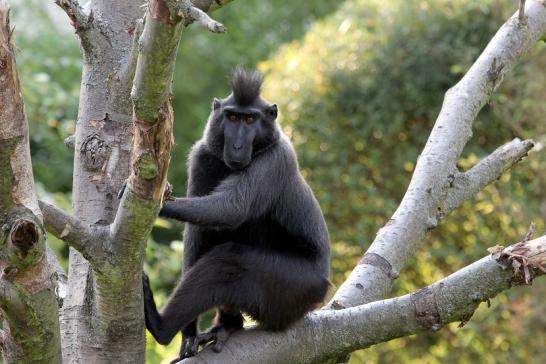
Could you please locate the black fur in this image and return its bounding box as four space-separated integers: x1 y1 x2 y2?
143 68 331 360
230 66 263 106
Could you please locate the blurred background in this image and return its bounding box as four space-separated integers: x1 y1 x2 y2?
11 0 546 363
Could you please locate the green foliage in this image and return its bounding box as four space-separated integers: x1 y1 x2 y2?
263 0 546 362
13 1 80 193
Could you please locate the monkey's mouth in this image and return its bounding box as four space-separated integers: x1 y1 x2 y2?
225 159 249 170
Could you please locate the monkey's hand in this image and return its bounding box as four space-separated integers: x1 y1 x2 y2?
162 181 174 203
158 199 183 220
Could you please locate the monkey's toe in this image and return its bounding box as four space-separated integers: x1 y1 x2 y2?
179 336 198 359
178 325 236 359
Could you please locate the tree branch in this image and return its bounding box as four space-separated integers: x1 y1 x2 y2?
178 0 226 32
441 138 534 213
0 2 61 362
55 0 89 32
38 201 109 266
519 0 527 25
181 234 546 364
328 0 546 310
111 0 233 257
55 0 96 53
118 19 145 86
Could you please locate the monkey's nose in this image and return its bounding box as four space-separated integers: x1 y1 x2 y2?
233 143 243 150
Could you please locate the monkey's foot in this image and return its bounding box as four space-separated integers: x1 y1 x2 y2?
176 325 237 361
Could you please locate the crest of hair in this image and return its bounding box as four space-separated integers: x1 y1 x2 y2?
230 66 263 106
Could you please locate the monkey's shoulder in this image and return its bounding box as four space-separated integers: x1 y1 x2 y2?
187 142 230 196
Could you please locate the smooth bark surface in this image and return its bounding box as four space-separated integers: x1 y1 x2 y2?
50 1 232 363
329 0 546 309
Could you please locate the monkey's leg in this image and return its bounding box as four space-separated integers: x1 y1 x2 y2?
145 243 328 358
142 273 162 340
230 247 330 332
142 243 248 355
143 273 201 360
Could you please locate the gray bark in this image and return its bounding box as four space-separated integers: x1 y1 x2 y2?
0 2 61 362
328 0 546 310
59 0 146 360
52 1 231 363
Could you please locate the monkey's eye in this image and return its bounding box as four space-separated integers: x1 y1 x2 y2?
245 116 255 124
228 114 237 122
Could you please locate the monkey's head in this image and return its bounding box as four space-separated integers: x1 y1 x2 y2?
205 67 279 170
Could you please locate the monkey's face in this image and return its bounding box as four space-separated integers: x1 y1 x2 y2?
215 99 278 170
221 107 262 170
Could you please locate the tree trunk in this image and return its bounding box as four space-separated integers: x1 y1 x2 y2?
54 1 230 362
61 1 147 362
0 2 61 362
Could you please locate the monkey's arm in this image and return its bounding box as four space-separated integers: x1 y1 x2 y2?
160 176 273 228
160 146 294 228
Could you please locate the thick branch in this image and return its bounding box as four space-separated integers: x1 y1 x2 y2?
329 0 546 309
182 235 546 364
0 2 61 362
38 201 109 266
112 0 232 254
55 0 96 53
59 0 153 359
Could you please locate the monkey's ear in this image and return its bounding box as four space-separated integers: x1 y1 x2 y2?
266 104 278 119
212 98 222 111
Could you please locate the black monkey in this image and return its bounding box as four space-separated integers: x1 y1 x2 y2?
143 67 330 361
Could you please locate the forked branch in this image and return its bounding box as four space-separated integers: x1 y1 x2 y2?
328 0 546 310
39 201 109 266
441 138 535 213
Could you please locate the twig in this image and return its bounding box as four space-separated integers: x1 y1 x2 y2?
519 0 527 25
523 221 536 242
442 138 534 214
179 0 226 33
55 0 90 32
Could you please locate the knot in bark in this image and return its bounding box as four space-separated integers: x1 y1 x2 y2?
10 219 40 254
81 134 110 171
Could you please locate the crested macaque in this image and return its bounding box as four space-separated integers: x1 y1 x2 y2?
143 67 330 361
